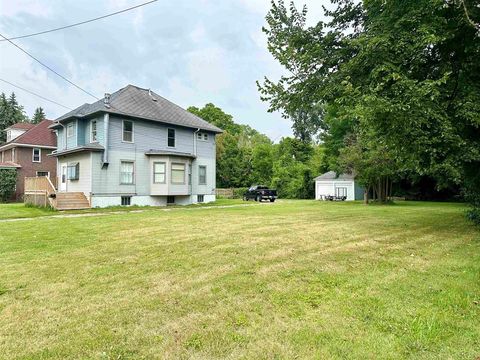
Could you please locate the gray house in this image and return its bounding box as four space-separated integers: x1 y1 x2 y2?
50 85 222 208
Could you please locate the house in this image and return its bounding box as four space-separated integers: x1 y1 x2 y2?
0 120 57 200
49 84 222 208
314 171 364 201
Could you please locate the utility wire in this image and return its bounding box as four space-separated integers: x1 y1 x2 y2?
0 31 100 100
0 0 158 42
0 78 73 110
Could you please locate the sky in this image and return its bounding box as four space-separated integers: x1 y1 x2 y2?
0 0 329 141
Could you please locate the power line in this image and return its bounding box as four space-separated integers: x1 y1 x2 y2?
0 78 73 110
0 31 100 100
0 0 158 42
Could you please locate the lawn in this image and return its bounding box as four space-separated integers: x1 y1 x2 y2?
0 200 479 359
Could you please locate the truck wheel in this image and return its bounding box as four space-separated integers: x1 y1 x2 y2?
270 199 275 203
256 195 262 202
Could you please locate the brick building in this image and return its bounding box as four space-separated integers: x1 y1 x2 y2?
0 120 57 200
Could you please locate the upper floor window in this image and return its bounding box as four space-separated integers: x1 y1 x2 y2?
197 132 208 141
168 128 175 147
90 120 98 142
67 123 74 138
6 130 11 142
120 161 134 184
199 165 207 185
32 148 41 162
123 120 134 143
171 163 185 184
153 162 166 184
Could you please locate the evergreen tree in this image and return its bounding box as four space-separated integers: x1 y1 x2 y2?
32 107 46 124
0 92 29 143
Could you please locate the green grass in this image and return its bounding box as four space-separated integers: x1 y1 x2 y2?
0 200 479 359
0 198 244 220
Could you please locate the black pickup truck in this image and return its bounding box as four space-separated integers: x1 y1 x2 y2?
243 185 277 202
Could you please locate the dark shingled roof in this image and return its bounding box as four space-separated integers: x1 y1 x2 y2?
5 123 35 131
53 85 223 133
0 120 56 149
51 143 104 157
314 171 355 181
145 149 196 158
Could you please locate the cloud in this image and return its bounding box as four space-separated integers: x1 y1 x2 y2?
0 0 332 137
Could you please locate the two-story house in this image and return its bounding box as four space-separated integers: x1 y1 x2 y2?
50 85 222 208
0 120 57 200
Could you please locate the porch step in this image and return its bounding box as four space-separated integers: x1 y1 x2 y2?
56 192 90 210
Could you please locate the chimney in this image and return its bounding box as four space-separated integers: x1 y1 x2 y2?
104 93 111 108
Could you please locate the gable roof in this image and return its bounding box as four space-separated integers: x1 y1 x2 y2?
314 171 355 181
52 85 223 133
0 120 56 150
5 123 35 131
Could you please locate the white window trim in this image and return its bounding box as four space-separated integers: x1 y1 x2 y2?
90 120 98 143
32 148 41 163
197 132 208 141
167 128 176 148
198 165 207 185
36 171 50 178
122 120 134 143
171 162 185 184
67 123 74 138
153 161 166 184
120 160 135 185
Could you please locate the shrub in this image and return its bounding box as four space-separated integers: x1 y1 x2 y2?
0 169 17 202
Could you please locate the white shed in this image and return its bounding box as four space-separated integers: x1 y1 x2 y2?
314 171 364 201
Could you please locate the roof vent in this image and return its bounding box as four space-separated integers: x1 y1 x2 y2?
148 89 157 101
104 93 111 108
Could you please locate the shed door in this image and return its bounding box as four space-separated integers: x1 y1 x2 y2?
335 187 347 197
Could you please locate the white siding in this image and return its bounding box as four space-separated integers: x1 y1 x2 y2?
315 180 356 201
58 152 92 197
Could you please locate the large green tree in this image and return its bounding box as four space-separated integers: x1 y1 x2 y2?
259 0 480 214
0 92 29 143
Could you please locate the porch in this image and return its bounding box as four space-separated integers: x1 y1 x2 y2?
24 176 91 210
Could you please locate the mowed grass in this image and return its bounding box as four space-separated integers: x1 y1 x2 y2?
0 200 479 359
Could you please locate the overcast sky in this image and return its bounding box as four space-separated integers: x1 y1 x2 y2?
0 0 328 140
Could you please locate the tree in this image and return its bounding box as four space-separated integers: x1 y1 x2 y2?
259 0 480 217
0 169 17 202
0 92 29 143
32 107 46 124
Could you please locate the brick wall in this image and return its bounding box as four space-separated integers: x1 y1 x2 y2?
15 147 57 200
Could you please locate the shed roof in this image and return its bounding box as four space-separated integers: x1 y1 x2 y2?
314 171 355 181
52 85 223 133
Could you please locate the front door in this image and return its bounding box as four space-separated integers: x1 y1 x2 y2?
60 166 67 191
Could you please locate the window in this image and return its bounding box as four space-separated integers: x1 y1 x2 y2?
90 120 98 142
36 171 49 178
197 132 208 141
171 163 185 184
11 148 15 162
197 195 204 203
6 130 11 142
67 123 74 137
32 148 41 162
67 163 79 180
167 196 175 204
121 196 131 206
123 120 134 142
199 165 207 185
153 162 166 183
168 128 175 147
335 187 347 197
120 161 134 184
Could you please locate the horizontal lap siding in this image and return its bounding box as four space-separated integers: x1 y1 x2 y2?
58 152 91 195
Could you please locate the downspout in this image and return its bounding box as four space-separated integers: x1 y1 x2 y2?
193 128 200 197
102 112 110 167
58 122 67 192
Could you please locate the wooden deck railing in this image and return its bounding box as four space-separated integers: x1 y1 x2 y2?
24 176 57 208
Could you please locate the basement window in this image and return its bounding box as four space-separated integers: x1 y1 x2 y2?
167 196 175 204
121 196 131 206
197 194 204 203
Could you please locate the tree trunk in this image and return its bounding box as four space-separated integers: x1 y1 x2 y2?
364 186 370 205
